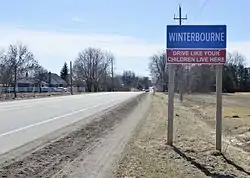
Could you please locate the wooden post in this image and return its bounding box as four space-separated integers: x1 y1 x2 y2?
216 65 223 151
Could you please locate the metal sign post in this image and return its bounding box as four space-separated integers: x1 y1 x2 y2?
166 24 227 151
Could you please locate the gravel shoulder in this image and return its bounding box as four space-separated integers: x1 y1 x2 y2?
54 94 151 178
0 93 148 178
113 93 250 178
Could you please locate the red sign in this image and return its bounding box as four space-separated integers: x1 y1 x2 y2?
166 49 226 64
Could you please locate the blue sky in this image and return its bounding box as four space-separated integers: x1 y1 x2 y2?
0 0 249 76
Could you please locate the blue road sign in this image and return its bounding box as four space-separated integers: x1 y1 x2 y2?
167 25 227 49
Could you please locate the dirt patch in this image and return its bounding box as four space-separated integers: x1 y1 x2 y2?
53 94 151 178
0 93 146 178
113 93 250 178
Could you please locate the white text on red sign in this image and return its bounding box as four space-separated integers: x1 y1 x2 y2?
166 50 226 64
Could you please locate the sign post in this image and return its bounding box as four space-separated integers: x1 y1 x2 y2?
166 25 227 151
167 64 175 145
216 65 223 151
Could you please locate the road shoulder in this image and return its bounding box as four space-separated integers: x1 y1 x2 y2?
53 94 151 178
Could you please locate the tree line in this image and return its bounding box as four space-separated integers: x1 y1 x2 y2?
149 51 250 93
61 48 151 92
1 42 247 95
0 42 151 97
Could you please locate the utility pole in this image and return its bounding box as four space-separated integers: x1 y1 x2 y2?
48 71 51 93
162 71 164 92
111 57 114 92
70 61 73 95
167 5 187 146
174 5 187 102
104 69 108 91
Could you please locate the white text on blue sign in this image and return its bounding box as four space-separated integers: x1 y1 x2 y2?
168 32 225 43
166 25 227 49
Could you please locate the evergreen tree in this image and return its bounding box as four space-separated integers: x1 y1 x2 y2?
60 62 69 84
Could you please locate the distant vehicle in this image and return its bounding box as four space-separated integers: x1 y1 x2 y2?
57 87 67 92
145 89 149 92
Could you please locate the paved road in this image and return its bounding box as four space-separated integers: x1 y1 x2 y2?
0 92 141 154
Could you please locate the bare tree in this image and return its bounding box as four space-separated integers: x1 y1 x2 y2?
7 43 37 98
0 53 6 84
187 65 215 93
226 51 245 66
186 52 246 93
0 52 12 87
33 65 48 92
149 52 168 91
122 70 136 88
73 47 114 92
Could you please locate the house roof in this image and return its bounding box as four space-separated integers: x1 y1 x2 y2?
16 73 67 86
47 73 67 85
17 78 38 85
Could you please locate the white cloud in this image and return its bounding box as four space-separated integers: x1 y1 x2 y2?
0 26 163 75
71 17 84 23
0 26 250 75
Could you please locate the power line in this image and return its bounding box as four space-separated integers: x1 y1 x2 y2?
199 0 210 15
193 0 210 21
70 61 73 95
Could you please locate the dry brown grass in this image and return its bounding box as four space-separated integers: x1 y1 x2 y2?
113 94 175 178
113 93 250 178
113 94 205 178
223 106 250 118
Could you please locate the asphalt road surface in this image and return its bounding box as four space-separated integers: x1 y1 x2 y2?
0 92 141 154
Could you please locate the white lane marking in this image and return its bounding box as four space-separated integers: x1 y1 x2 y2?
0 98 67 111
0 103 102 138
0 93 139 138
0 92 110 106
0 93 112 111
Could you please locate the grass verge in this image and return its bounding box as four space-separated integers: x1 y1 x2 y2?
113 93 250 178
113 93 200 178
